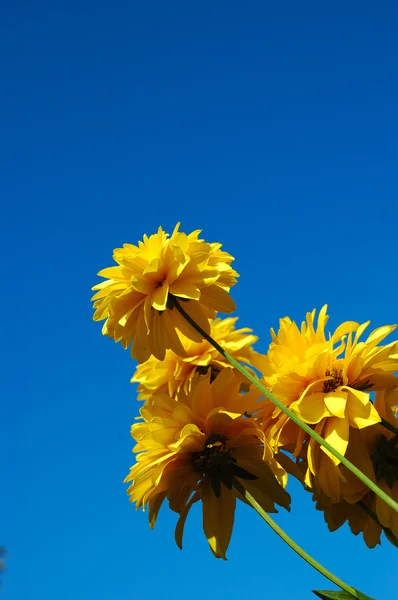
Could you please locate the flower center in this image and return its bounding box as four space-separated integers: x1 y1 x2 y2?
372 434 398 489
323 369 343 393
196 365 221 382
192 433 257 498
192 434 230 473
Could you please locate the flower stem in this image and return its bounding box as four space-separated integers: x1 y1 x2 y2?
232 477 371 600
171 298 398 514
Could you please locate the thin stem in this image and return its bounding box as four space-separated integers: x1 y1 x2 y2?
172 297 398 514
358 501 398 547
380 418 398 436
232 477 370 600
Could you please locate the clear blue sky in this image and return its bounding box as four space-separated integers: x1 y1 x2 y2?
2 1 397 598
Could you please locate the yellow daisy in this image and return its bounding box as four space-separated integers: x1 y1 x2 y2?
124 369 290 559
313 388 398 548
131 316 258 400
92 224 238 363
254 306 398 487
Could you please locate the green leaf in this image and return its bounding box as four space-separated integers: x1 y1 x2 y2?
313 592 352 599
313 589 376 600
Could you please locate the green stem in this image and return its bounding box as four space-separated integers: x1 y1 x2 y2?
232 477 369 599
358 501 398 547
380 418 398 436
172 298 398 514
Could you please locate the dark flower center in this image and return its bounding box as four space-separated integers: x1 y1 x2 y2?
372 434 398 489
192 433 230 472
192 433 257 498
196 365 221 382
323 369 343 393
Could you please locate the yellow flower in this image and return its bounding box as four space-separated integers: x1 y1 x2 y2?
312 388 398 548
124 369 290 559
131 317 258 400
254 306 398 487
92 224 238 363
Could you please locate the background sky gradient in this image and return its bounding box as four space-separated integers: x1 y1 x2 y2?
2 1 397 599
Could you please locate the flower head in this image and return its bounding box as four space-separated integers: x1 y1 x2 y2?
131 317 258 400
124 369 290 559
254 306 398 487
92 224 238 363
313 388 398 548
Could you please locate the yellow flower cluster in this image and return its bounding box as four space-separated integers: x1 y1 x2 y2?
92 224 238 363
131 316 259 401
92 226 398 556
254 305 398 547
314 388 398 548
92 224 290 558
125 369 290 559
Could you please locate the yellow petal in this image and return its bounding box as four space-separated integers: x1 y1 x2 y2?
148 310 167 361
305 468 313 488
172 403 195 425
97 266 133 280
276 452 305 484
152 281 169 311
317 452 341 501
162 310 188 357
174 491 200 549
332 321 359 342
91 281 127 300
199 285 236 313
365 325 396 349
205 409 239 435
375 481 395 530
291 393 331 424
352 321 371 347
168 425 205 452
321 416 349 465
339 428 374 502
346 389 381 429
171 301 209 343
316 304 329 341
210 367 238 399
168 280 201 300
148 492 167 529
307 420 326 476
132 337 151 364
324 391 347 418
202 484 236 559
363 518 381 548
242 461 291 511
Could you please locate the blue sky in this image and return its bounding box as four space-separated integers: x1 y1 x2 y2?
2 1 397 598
